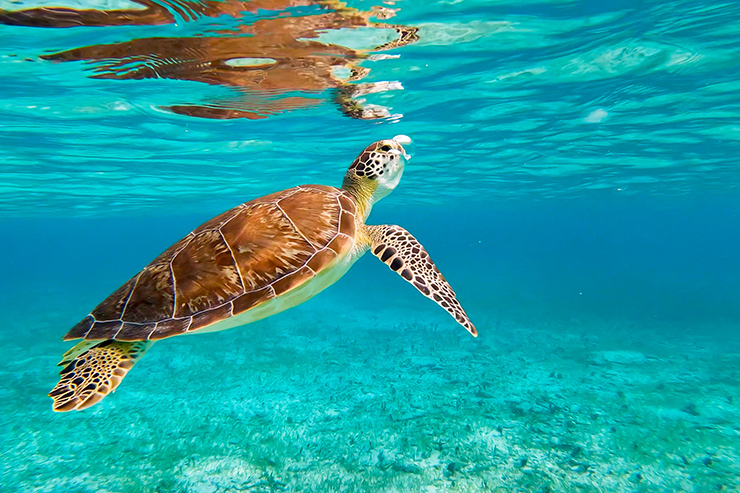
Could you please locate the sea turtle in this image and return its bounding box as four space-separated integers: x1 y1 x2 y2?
50 135 477 412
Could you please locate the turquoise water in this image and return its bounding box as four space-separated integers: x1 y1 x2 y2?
2 0 740 491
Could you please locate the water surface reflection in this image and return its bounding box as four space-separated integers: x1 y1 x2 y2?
1 0 419 119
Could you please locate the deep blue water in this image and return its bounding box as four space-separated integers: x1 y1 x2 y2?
3 194 740 328
1 0 740 491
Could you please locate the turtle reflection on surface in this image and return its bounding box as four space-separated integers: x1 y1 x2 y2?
0 0 419 119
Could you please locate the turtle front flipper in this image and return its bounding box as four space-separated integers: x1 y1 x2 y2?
49 340 153 412
363 224 477 337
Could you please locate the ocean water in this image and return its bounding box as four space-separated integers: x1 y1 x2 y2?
1 0 740 491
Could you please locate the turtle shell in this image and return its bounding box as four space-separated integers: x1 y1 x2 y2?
65 185 358 342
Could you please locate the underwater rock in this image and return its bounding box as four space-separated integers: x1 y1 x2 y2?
681 402 699 416
656 407 701 422
176 456 278 493
507 397 535 416
570 463 589 473
392 461 422 474
408 356 441 368
590 350 648 365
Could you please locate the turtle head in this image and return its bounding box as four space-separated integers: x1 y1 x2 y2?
342 135 412 216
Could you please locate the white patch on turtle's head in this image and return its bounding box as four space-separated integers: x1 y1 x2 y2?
343 137 412 205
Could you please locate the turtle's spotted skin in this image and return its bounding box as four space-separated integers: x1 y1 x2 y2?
67 185 357 342
50 136 477 412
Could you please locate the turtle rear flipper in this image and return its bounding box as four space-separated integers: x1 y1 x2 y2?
49 340 153 412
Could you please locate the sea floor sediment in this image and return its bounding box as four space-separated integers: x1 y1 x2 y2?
2 302 739 492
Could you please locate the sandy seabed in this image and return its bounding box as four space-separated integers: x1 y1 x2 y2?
2 296 739 493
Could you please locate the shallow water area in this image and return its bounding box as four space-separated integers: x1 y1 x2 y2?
1 0 740 491
3 286 740 492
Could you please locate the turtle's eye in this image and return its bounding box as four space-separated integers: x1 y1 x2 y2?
380 145 392 152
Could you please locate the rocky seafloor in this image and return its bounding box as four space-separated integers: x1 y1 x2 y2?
2 295 739 493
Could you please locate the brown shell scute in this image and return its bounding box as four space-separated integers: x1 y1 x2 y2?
171 229 243 317
116 322 157 341
220 202 313 290
65 315 94 339
90 276 138 321
277 188 339 248
232 286 273 315
122 263 173 322
64 185 357 342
